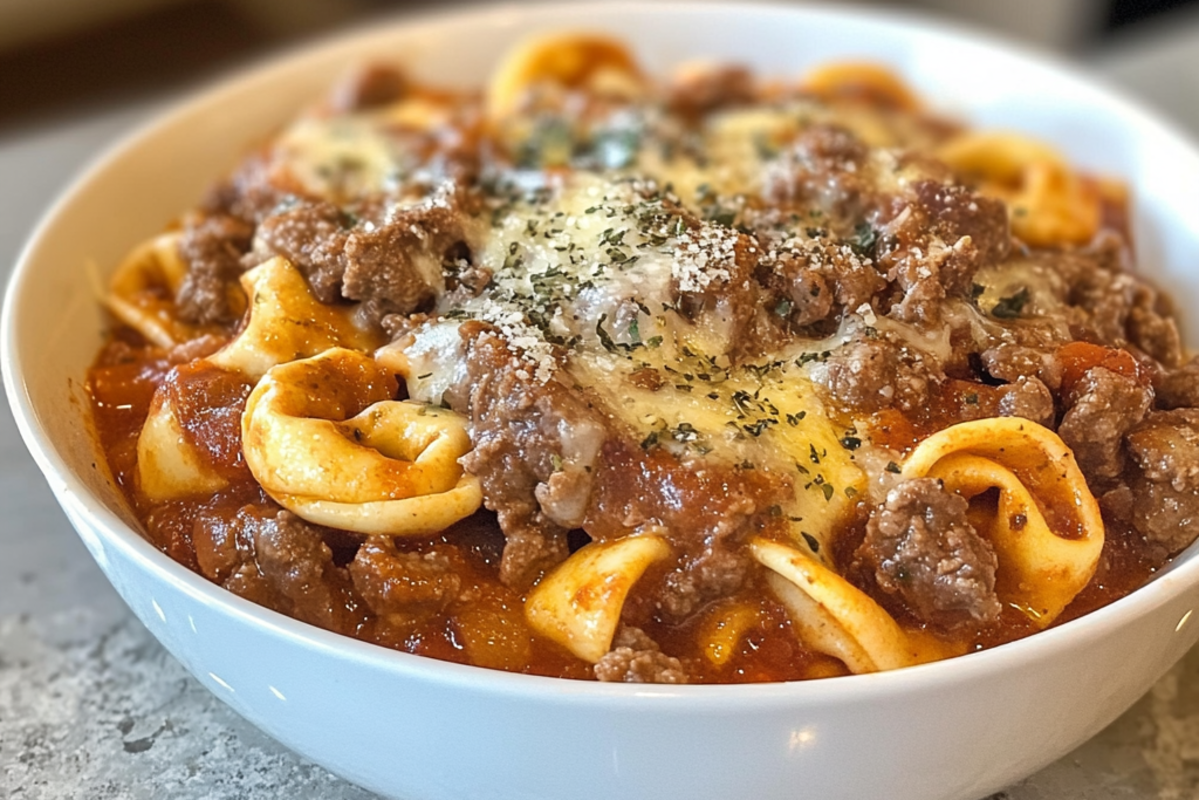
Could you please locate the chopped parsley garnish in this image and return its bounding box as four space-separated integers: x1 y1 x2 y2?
753 132 780 160
591 127 642 169
991 287 1031 319
848 221 877 255
596 314 618 353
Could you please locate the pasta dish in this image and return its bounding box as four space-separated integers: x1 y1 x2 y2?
87 35 1199 683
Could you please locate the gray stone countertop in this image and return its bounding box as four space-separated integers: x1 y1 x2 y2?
2 29 1199 800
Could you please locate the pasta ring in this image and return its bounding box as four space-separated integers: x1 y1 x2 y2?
103 232 197 347
134 257 385 503
901 417 1104 626
209 256 382 380
136 389 228 502
487 32 643 122
525 533 671 663
751 538 933 674
937 132 1102 246
800 62 920 111
243 348 481 535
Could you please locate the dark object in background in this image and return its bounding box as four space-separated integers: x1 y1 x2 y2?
3 0 1199 135
1105 0 1199 31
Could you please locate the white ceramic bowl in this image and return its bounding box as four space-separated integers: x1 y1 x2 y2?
6 4 1199 799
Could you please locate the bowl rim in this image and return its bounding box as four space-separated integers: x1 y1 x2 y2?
4 0 1199 706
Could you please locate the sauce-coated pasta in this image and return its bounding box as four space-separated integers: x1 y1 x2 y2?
87 35 1199 683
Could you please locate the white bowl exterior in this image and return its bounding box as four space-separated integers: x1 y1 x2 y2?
5 3 1199 800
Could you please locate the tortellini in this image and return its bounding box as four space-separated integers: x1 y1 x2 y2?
760 418 1102 674
136 393 229 502
136 256 382 502
937 132 1103 246
242 348 482 535
525 533 671 663
207 256 381 380
752 537 929 673
900 417 1104 627
486 32 645 124
103 232 199 348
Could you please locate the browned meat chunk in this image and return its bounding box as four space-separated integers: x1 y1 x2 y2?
252 198 350 303
1127 284 1183 368
201 149 296 226
856 477 1000 631
770 255 833 327
1058 367 1153 484
979 343 1063 392
1155 357 1199 409
763 125 870 218
349 537 462 617
875 180 1009 322
593 627 688 684
765 241 884 331
254 186 470 319
1125 409 1199 554
666 65 754 121
1054 235 1183 367
814 336 933 413
326 64 409 113
458 326 606 587
339 200 463 312
1125 481 1199 556
1127 409 1199 490
175 212 254 324
220 506 364 633
998 376 1055 426
912 180 1010 281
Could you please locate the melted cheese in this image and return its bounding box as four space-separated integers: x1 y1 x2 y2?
275 114 406 200
394 172 865 555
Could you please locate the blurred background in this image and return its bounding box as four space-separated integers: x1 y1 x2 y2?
3 0 1199 135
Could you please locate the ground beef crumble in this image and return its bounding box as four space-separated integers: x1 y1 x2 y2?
593 626 688 684
1058 367 1153 485
855 478 1001 632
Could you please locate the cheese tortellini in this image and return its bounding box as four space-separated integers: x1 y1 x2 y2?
242 348 482 535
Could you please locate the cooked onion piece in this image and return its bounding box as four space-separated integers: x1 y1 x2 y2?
242 348 481 535
900 417 1104 626
486 32 644 124
525 534 671 663
104 232 197 347
208 256 382 380
751 537 928 674
937 132 1102 246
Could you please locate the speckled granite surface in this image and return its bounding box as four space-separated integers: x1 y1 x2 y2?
2 26 1199 800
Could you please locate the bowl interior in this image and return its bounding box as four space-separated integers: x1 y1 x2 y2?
6 0 1199 678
